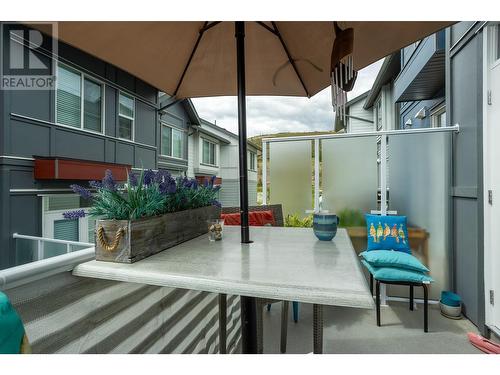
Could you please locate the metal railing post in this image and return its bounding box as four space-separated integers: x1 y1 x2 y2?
262 140 267 205
37 239 43 261
314 139 320 212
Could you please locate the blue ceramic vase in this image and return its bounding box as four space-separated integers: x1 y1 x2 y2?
313 213 339 241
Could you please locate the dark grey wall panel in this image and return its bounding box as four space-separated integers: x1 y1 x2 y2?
116 142 134 166
105 140 116 163
9 90 52 121
9 169 36 189
105 86 117 137
448 24 484 330
135 147 156 169
116 68 135 93
135 101 156 146
162 110 186 129
454 197 479 321
54 129 105 161
451 39 480 190
10 119 51 157
136 80 158 104
399 97 444 129
10 195 41 266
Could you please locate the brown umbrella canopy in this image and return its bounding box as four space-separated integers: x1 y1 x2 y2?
50 21 451 99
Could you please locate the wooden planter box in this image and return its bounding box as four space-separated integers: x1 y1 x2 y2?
95 205 220 263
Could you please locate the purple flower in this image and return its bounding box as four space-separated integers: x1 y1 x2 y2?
143 169 155 186
89 180 103 189
102 169 117 192
190 179 198 189
210 175 216 187
70 184 93 200
62 209 86 219
212 185 221 192
211 200 221 208
129 173 138 187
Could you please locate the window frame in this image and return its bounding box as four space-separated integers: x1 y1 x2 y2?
160 121 186 160
431 104 447 128
249 151 257 171
201 138 218 167
55 62 105 135
118 91 136 141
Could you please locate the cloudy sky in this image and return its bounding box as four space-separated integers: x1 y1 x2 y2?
192 59 383 137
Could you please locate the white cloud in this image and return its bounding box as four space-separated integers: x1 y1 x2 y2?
192 59 383 137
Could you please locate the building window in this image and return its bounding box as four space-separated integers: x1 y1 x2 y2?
118 92 135 140
431 105 447 128
202 139 217 166
42 195 94 243
249 151 256 171
56 63 103 132
161 123 185 159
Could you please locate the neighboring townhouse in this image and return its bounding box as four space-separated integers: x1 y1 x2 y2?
0 23 258 270
342 90 374 133
187 119 260 208
342 22 500 337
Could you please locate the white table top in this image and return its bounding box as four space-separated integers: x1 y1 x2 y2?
73 226 374 309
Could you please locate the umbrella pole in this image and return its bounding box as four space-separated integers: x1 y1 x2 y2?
236 20 258 354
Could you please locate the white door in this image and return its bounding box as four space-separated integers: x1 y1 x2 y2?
485 24 500 332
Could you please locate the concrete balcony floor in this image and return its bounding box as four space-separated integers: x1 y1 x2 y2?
261 301 482 354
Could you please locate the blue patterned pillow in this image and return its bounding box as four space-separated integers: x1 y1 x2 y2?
365 214 410 253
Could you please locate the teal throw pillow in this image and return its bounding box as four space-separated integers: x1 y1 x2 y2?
365 214 411 253
360 260 433 284
360 250 429 273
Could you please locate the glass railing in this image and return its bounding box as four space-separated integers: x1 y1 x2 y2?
13 233 93 267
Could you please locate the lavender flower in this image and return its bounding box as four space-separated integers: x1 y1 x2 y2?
63 209 86 219
89 180 103 189
211 199 221 208
128 172 138 187
143 169 155 186
70 184 93 200
102 169 117 192
190 179 198 189
210 175 216 187
212 185 221 192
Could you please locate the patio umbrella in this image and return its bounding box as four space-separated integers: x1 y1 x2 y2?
41 20 452 352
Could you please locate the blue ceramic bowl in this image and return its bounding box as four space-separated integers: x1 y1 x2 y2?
313 213 339 241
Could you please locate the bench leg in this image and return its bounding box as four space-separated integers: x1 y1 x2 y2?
376 280 381 327
280 301 289 353
218 294 227 354
423 284 428 332
292 301 299 323
313 304 323 354
370 273 373 296
409 285 414 311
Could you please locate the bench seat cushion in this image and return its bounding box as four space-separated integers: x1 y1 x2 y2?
360 250 429 273
361 260 433 284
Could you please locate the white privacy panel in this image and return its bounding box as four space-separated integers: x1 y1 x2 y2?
322 137 378 214
269 141 313 218
388 132 451 300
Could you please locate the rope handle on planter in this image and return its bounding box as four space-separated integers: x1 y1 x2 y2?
96 226 126 252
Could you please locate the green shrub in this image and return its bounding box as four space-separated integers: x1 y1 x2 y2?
285 213 313 228
337 208 365 228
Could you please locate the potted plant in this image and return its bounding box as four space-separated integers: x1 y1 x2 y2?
65 169 221 263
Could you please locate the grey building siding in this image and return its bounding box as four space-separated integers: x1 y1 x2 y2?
398 94 445 129
219 180 257 208
0 24 193 270
446 22 486 333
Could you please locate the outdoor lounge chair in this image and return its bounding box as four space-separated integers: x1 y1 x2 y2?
218 204 298 354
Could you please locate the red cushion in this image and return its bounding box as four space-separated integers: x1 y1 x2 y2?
221 210 275 226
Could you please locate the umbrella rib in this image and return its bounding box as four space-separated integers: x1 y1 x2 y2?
270 21 310 98
173 21 221 97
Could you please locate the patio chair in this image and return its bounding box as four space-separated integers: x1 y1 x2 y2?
218 204 298 354
361 214 431 332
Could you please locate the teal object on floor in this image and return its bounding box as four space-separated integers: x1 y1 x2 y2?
313 213 339 241
0 292 25 354
441 291 461 307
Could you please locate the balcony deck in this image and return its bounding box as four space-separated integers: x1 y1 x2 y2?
261 301 482 354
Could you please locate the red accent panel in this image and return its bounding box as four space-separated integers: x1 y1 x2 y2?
221 211 275 227
195 175 222 185
34 157 131 181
